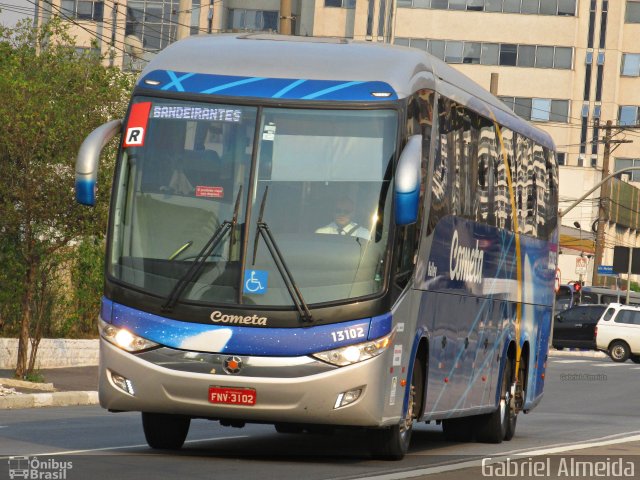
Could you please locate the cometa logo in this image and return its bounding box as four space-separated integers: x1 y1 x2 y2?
210 311 268 326
449 230 484 284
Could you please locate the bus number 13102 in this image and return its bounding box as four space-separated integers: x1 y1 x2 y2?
331 327 365 343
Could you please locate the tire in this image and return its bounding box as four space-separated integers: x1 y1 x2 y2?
609 341 630 363
475 360 513 444
142 412 191 450
369 357 423 460
631 355 640 364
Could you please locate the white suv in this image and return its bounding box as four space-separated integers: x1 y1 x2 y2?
595 303 640 363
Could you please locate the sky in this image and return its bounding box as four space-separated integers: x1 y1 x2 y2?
0 0 35 27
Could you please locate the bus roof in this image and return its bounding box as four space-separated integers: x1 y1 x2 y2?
139 34 554 150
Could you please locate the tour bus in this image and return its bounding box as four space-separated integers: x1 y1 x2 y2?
76 34 559 460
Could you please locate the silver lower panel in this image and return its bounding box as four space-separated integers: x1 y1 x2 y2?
99 339 398 427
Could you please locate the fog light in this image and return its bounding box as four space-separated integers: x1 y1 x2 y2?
111 371 135 395
334 388 362 409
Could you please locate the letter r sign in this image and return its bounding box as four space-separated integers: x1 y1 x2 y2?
123 102 152 148
125 127 144 146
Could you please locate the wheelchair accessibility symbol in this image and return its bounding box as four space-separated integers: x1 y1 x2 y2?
244 270 268 295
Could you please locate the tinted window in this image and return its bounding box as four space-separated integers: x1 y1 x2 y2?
583 306 606 323
615 309 640 324
567 309 584 321
602 307 615 321
580 292 599 304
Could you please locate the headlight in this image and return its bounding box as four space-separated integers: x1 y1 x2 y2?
99 318 159 352
312 332 394 366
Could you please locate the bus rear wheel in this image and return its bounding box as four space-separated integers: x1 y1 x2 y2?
369 357 423 460
142 412 191 450
475 360 514 444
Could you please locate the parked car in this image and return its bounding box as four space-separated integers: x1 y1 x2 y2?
552 304 607 350
595 303 640 363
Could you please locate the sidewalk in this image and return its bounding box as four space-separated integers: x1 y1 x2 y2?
0 366 98 409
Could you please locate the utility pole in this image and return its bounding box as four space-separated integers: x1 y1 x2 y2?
207 0 214 34
110 2 118 67
279 0 293 35
592 121 635 286
177 0 192 41
592 120 612 287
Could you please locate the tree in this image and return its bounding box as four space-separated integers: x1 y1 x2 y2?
0 19 132 378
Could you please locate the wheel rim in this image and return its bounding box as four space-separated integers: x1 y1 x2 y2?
612 345 626 360
400 385 415 437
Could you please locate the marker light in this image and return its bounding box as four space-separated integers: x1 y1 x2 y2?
371 92 393 98
99 318 159 352
144 79 161 86
312 332 394 367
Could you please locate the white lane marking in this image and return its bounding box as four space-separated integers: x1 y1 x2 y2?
589 363 621 367
0 435 248 459
551 359 590 364
353 432 640 480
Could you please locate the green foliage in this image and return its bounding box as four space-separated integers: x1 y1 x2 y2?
630 282 640 293
0 19 132 365
24 370 45 384
65 237 105 337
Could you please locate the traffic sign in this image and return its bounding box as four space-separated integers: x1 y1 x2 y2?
575 257 588 275
597 265 615 276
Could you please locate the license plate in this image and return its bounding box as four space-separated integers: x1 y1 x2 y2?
208 386 256 406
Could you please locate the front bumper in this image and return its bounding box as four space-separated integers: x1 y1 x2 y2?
99 339 398 427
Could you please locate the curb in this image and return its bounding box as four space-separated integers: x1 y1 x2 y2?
548 348 607 358
0 391 98 410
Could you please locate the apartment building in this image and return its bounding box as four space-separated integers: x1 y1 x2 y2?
34 0 640 286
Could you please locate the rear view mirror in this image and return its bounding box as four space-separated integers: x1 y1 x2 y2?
75 119 122 205
394 135 422 225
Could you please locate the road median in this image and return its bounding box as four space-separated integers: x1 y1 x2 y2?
0 390 98 409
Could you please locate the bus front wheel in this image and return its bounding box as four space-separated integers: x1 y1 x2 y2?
369 356 423 460
142 412 191 450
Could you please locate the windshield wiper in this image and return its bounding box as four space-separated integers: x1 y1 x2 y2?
251 187 313 323
162 186 243 312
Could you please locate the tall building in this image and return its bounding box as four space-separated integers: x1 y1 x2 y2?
34 0 640 287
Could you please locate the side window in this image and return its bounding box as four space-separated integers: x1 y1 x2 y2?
615 310 635 324
428 97 456 234
478 116 498 227
544 148 559 237
563 308 580 322
581 292 599 304
516 134 535 236
632 311 640 325
585 307 605 323
602 308 615 321
399 90 434 286
496 126 514 231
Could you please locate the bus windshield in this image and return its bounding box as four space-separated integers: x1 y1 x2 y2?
108 98 398 309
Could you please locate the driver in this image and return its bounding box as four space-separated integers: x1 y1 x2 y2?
316 197 370 240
